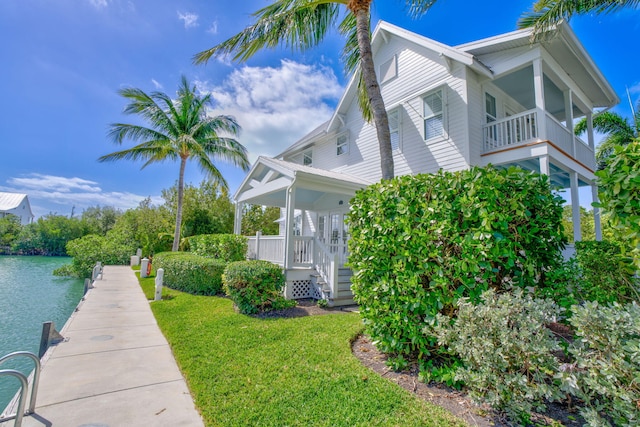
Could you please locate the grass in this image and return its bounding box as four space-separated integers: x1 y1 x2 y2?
136 270 467 427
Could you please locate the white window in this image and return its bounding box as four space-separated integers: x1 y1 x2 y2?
423 89 445 140
379 55 398 84
388 108 401 151
303 150 312 166
337 133 349 156
485 93 497 123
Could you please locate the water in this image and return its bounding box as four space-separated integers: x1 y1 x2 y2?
0 256 84 410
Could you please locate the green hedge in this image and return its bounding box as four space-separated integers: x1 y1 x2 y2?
154 251 225 295
348 166 566 375
223 260 295 314
186 234 247 262
56 234 135 278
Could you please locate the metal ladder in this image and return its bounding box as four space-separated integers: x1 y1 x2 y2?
0 352 41 427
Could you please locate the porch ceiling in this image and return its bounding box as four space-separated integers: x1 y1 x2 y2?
495 159 589 189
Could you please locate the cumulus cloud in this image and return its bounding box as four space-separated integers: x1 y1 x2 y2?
1 174 159 217
178 11 199 29
197 60 343 161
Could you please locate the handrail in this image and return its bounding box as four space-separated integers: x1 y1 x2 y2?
0 351 41 415
0 370 28 427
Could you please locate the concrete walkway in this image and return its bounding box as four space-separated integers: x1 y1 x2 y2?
3 265 204 427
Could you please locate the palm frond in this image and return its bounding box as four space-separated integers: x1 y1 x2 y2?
193 0 342 64
107 123 169 145
404 0 438 18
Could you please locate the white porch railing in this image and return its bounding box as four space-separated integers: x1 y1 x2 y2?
292 236 313 267
313 239 339 299
482 109 596 171
247 234 284 264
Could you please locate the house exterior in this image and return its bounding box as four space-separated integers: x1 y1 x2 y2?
0 192 34 225
233 21 619 306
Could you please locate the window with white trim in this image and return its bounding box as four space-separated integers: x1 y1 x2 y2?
388 108 401 151
423 89 445 141
379 55 398 84
303 150 312 166
336 132 349 156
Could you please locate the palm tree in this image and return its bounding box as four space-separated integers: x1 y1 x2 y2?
518 0 639 36
193 0 439 181
99 76 250 251
574 105 640 169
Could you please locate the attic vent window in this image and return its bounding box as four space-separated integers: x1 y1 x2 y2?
303 150 312 166
379 55 397 84
336 133 349 156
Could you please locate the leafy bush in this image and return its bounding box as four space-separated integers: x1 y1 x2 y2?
223 260 295 315
558 301 640 427
56 233 135 278
434 290 563 423
154 251 225 295
595 140 640 270
348 166 566 376
187 234 247 262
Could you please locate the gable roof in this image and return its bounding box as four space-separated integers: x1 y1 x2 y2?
0 192 29 211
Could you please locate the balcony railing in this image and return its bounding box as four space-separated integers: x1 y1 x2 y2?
482 108 596 170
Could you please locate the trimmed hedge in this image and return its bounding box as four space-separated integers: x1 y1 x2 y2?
57 234 135 278
154 251 225 295
223 260 295 314
186 234 247 262
348 166 566 376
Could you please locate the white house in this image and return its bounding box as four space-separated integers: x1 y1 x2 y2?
233 21 618 306
0 192 34 225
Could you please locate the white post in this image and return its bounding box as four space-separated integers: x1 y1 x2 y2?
140 257 149 278
587 111 595 151
533 58 547 141
136 248 142 258
234 203 243 235
130 255 140 266
564 89 575 156
255 231 262 260
539 155 550 176
283 185 296 269
154 268 164 301
570 172 581 242
592 184 602 241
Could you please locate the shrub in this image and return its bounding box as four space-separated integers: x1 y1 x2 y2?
223 260 295 315
154 251 225 295
56 233 135 278
558 302 640 427
348 166 566 376
187 234 247 262
433 289 563 423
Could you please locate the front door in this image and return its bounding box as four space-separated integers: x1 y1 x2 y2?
318 211 349 266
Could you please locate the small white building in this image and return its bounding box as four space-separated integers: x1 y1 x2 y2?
234 21 619 306
0 192 34 225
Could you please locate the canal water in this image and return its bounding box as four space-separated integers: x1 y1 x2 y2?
0 256 84 410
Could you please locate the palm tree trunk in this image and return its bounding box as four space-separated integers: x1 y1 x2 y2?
172 157 187 251
350 1 394 180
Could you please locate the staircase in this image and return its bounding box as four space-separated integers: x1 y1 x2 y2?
310 267 355 307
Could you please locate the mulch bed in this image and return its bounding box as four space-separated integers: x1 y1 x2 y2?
257 300 584 426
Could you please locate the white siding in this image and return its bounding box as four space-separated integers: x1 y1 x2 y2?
473 45 532 70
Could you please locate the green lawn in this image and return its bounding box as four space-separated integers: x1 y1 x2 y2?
138 273 466 427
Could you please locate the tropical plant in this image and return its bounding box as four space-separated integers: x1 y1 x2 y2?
193 0 440 180
574 107 640 169
99 76 249 251
518 0 639 36
241 204 281 235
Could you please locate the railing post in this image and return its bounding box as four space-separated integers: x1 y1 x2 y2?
154 268 164 301
0 370 27 426
332 253 339 300
255 231 261 261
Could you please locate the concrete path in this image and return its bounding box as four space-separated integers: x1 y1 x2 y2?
2 265 204 427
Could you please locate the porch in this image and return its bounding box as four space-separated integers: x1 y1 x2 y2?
234 157 370 306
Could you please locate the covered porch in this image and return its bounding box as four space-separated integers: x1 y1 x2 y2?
233 157 370 306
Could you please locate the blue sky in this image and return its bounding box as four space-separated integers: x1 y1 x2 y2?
0 1 638 218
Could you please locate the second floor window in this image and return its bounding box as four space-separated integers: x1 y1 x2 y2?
424 89 444 141
303 150 312 166
389 109 401 151
337 133 349 156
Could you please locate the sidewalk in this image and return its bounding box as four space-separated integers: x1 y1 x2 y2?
3 265 204 427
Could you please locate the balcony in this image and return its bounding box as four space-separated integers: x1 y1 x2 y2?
482 108 596 171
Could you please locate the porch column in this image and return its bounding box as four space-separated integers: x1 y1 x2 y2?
570 172 581 242
283 185 297 269
533 58 547 141
564 89 575 156
586 111 595 151
592 184 603 241
539 155 550 176
233 202 243 235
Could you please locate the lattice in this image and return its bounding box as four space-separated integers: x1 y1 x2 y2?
310 283 322 300
290 279 311 299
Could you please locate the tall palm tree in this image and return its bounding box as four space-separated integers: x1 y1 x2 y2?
194 0 438 181
518 0 639 36
99 76 250 251
574 106 640 169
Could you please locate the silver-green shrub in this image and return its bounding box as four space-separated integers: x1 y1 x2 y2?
559 302 640 426
433 289 563 422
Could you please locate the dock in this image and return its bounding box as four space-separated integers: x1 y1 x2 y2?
2 265 204 427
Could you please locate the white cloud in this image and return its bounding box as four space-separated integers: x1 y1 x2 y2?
1 174 160 217
89 0 108 9
151 78 163 90
178 11 199 29
629 82 640 94
197 60 343 162
207 19 218 35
